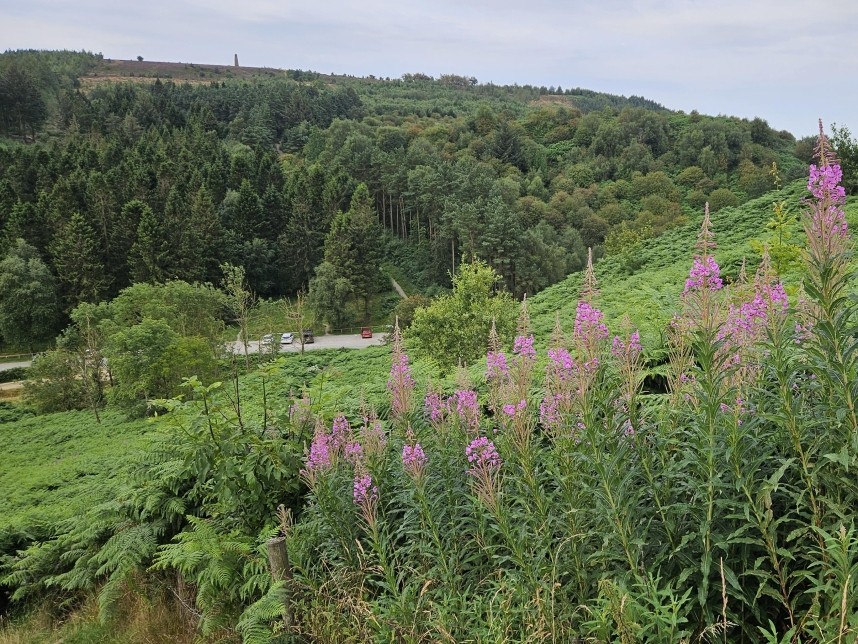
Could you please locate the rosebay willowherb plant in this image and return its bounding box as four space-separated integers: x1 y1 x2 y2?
282 122 857 642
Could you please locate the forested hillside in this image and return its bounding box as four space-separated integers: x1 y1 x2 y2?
0 49 815 346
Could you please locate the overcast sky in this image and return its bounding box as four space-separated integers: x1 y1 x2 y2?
3 0 857 138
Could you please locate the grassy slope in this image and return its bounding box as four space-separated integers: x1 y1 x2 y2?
528 180 856 347
0 410 149 542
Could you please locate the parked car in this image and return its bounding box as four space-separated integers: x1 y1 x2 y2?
360 327 373 338
261 333 276 348
280 332 294 345
302 329 315 344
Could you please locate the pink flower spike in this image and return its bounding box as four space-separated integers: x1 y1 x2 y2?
486 350 510 379
353 472 378 506
465 436 502 472
513 335 536 360
574 301 609 342
402 442 427 479
683 256 723 295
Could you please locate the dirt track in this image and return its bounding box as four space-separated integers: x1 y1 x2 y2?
0 381 24 400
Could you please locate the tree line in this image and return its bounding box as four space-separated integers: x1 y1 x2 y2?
0 49 820 347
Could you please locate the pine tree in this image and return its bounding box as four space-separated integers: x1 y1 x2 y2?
130 202 171 283
233 179 263 239
259 185 285 241
50 211 109 309
185 186 223 283
322 183 384 317
0 65 47 140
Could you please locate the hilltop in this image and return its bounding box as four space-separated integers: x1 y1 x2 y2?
78 58 282 87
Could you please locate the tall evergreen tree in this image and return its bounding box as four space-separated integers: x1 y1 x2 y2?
50 211 109 309
0 65 47 139
233 178 263 239
130 202 172 283
185 186 223 283
323 183 384 316
259 184 285 241
280 166 333 292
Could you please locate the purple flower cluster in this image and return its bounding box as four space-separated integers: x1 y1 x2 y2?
353 472 378 506
808 163 847 202
611 331 642 360
331 415 350 453
304 431 332 474
451 389 480 433
387 353 415 387
344 441 363 465
574 301 609 342
387 352 415 420
683 256 723 295
502 399 527 417
465 436 502 473
486 350 510 379
539 393 562 431
424 390 481 432
513 335 536 360
764 282 788 309
301 416 359 484
424 392 446 424
719 282 788 351
583 357 600 373
807 163 849 239
402 442 427 478
548 347 574 371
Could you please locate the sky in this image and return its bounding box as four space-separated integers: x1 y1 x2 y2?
2 0 857 138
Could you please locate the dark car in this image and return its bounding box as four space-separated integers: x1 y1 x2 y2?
302 329 315 344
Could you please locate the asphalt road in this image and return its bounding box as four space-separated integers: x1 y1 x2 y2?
0 360 31 372
0 333 383 374
231 332 386 355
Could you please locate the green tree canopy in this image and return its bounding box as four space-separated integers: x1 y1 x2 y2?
308 260 353 330
50 211 109 310
408 261 516 371
321 183 384 316
0 239 60 348
0 65 47 139
103 280 226 345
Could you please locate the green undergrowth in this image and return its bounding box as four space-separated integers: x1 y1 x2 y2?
0 410 149 548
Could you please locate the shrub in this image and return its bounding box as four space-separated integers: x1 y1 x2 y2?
0 366 27 383
708 187 740 211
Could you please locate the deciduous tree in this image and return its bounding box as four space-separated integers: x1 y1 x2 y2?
0 239 60 348
408 261 516 371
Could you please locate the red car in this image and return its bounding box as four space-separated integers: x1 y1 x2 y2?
360 327 373 338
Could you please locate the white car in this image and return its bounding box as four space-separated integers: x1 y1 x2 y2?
280 332 294 345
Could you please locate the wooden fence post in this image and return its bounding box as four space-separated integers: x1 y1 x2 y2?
267 535 292 627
